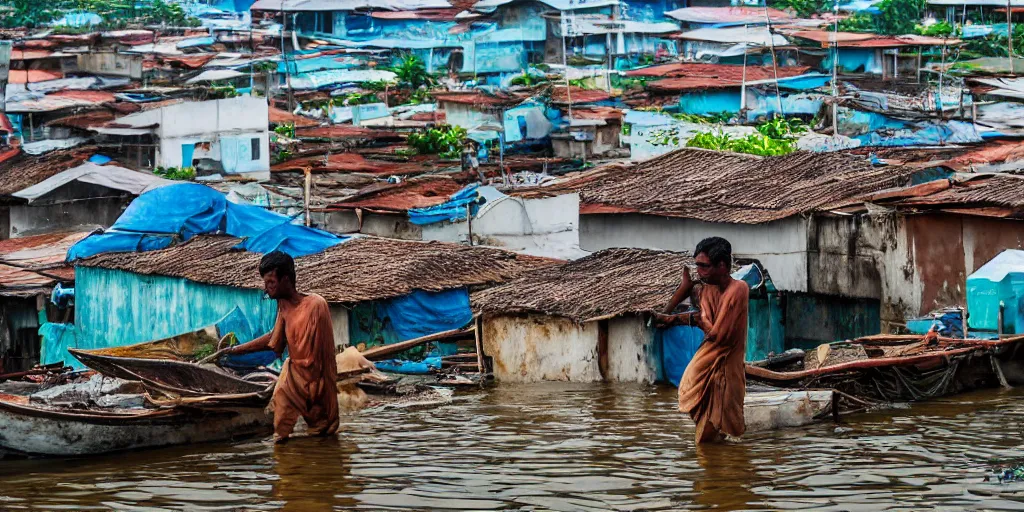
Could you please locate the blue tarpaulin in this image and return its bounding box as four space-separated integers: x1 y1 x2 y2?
658 324 704 387
375 356 443 374
408 184 482 225
67 183 344 261
383 288 473 341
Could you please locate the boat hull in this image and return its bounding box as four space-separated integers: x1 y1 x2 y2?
0 399 271 457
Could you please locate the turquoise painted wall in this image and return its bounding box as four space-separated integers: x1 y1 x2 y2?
64 267 278 367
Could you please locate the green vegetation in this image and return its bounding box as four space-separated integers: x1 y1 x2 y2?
769 0 832 18
916 20 956 37
274 123 296 139
1 0 201 28
208 83 240 99
154 166 196 181
649 117 808 157
832 0 926 35
390 53 434 90
509 72 548 87
407 125 468 159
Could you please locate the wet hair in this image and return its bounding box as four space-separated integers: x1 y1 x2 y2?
695 237 732 268
259 251 296 284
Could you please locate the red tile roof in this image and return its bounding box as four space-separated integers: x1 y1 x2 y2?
788 31 960 48
551 86 612 105
641 64 812 92
329 177 465 212
8 69 64 84
294 125 404 140
272 152 427 175
433 90 520 107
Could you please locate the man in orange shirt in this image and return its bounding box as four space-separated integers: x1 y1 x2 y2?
228 251 338 442
657 237 749 443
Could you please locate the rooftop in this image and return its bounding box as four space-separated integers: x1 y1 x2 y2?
472 248 693 322
78 235 555 304
328 176 465 212
546 148 919 224
830 173 1024 219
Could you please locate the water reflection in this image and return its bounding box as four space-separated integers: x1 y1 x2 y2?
273 436 361 511
3 384 1024 510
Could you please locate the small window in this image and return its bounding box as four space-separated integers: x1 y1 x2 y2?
251 138 260 161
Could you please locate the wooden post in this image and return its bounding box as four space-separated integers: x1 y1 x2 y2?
1009 0 1015 74
303 166 311 226
466 205 473 246
474 316 486 379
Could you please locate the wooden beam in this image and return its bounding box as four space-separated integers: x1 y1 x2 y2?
360 327 474 361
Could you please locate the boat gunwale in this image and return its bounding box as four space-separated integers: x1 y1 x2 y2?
746 335 1024 382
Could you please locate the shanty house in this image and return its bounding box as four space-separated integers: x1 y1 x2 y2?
471 248 783 383
0 148 169 239
0 231 88 373
786 31 958 79
91 96 271 180
64 236 549 367
321 177 586 259
570 148 926 347
815 173 1024 335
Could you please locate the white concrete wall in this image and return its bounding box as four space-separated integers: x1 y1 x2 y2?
606 316 660 384
581 213 810 292
424 193 588 259
154 97 270 178
75 52 143 78
441 101 499 131
329 304 350 352
482 314 602 383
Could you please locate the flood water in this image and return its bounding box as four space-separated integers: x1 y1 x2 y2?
3 383 1024 511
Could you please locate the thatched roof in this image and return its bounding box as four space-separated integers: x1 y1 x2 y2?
515 149 920 224
472 248 694 322
79 236 555 304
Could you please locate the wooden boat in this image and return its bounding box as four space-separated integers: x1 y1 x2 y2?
746 334 1024 402
70 347 269 397
0 393 271 457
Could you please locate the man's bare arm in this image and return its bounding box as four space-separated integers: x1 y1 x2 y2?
662 268 695 314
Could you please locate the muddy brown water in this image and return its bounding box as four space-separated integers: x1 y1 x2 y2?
3 383 1024 511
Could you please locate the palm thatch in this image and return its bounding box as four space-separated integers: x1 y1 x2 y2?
471 248 694 322
79 236 555 304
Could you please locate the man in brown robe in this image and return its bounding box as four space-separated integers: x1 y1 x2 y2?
228 251 339 442
655 237 748 443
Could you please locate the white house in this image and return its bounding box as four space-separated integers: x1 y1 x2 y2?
93 96 271 180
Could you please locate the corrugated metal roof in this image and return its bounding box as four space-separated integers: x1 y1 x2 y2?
330 176 465 212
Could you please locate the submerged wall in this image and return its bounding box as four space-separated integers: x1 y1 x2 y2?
481 314 660 383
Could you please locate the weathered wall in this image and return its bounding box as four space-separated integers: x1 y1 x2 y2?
9 183 129 238
482 314 602 383
810 212 1024 332
424 193 585 259
75 52 144 78
155 97 270 177
606 316 660 384
330 305 350 351
580 213 810 292
482 314 663 383
784 292 881 349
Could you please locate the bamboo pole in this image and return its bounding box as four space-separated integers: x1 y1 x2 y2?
360 327 474 361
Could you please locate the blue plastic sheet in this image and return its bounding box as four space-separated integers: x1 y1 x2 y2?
375 356 443 374
408 184 482 225
383 288 473 341
38 322 78 366
67 183 343 260
658 325 704 387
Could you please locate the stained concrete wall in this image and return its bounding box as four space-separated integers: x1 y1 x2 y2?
580 213 810 292
606 316 660 384
481 314 659 383
9 183 129 238
152 97 270 178
810 212 1024 332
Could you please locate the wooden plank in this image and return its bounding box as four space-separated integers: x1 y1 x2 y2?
360 327 474 361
